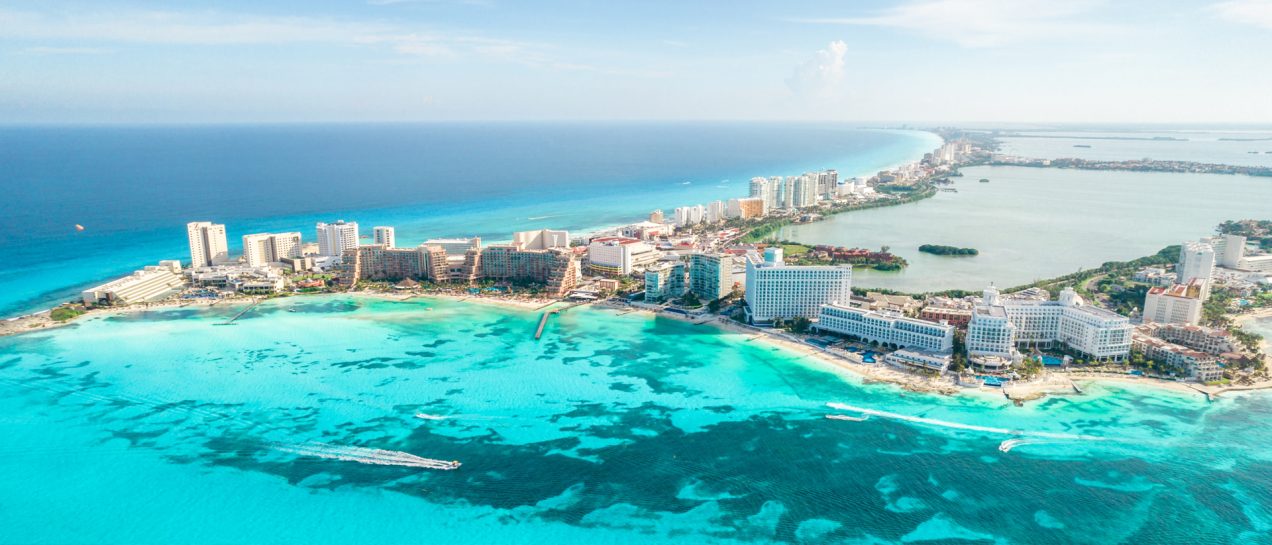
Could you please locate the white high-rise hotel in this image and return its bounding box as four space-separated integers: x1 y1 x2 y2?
316 220 359 258
967 286 1132 362
242 232 302 268
186 221 228 268
1177 240 1215 284
744 248 852 324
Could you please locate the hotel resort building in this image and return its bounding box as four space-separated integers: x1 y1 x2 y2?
743 248 852 325
966 286 1132 365
644 261 686 302
186 221 229 268
81 261 187 305
241 232 302 268
316 220 359 258
338 236 579 296
1143 278 1206 326
814 304 955 353
688 253 734 302
587 237 660 276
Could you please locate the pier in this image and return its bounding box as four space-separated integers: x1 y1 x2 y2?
532 300 593 340
534 310 558 340
217 299 261 326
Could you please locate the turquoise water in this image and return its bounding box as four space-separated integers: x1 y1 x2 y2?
782 165 1272 293
0 123 939 317
3 296 1270 544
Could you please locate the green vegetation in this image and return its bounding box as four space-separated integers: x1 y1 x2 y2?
49 307 84 322
918 244 979 256
738 182 938 244
771 241 908 272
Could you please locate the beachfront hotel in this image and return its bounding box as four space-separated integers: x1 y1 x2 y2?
644 261 686 302
688 253 734 302
338 236 579 296
814 304 955 353
587 236 660 276
81 261 186 305
316 220 359 258
743 248 852 325
479 243 580 296
241 232 302 268
966 286 1132 363
186 221 229 268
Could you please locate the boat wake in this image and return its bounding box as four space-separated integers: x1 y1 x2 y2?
274 443 461 470
998 439 1052 452
825 402 1105 442
527 215 559 221
825 414 869 422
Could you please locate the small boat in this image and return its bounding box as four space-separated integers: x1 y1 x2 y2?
288 307 298 313
74 224 85 231
415 413 449 421
979 178 989 183
999 439 1021 452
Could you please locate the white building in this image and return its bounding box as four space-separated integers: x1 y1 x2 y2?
82 261 186 305
1177 240 1215 284
1143 278 1206 326
749 177 773 213
966 286 1132 362
241 232 302 268
513 229 570 250
744 248 852 324
883 349 953 373
705 201 726 223
186 221 229 269
816 304 954 353
792 173 818 208
373 226 396 248
673 205 706 227
587 236 661 276
316 220 359 258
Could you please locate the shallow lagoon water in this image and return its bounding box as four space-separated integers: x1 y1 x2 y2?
782 165 1272 293
2 296 1270 544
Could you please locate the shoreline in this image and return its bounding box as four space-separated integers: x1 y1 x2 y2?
6 290 1269 404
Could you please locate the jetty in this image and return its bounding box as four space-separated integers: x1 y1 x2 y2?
217 299 261 326
533 300 593 340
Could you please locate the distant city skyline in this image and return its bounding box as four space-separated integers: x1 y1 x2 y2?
2 0 1272 123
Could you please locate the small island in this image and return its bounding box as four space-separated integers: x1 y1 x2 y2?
919 244 979 256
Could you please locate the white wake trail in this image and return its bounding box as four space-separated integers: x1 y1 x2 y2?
825 402 1106 442
274 443 461 470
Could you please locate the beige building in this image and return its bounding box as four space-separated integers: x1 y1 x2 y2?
241 232 302 268
187 221 229 268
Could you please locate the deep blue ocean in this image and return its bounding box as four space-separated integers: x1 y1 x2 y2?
0 123 938 316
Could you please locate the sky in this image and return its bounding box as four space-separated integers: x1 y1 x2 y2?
2 0 1272 124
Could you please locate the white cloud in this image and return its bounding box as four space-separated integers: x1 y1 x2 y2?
1211 0 1272 29
792 0 1113 48
0 8 613 70
786 40 848 99
19 46 112 55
